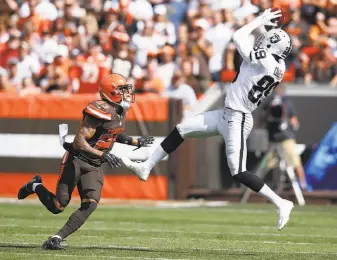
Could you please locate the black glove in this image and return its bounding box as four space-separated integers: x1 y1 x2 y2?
133 133 155 151
63 142 73 152
102 151 122 169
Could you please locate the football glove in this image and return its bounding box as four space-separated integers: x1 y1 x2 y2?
102 151 122 169
133 133 155 151
257 8 282 27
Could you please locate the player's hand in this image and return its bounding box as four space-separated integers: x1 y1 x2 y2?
133 134 154 151
258 8 282 27
102 151 122 169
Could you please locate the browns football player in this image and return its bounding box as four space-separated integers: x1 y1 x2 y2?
17 73 154 250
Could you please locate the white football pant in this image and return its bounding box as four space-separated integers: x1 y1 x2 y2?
176 107 253 176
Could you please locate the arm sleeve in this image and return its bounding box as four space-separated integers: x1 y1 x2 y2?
115 133 134 145
232 18 263 63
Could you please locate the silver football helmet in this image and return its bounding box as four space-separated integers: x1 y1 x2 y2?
254 29 292 59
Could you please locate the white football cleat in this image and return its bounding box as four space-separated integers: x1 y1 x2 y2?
121 157 150 181
277 199 294 231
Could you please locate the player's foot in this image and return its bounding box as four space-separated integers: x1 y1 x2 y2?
17 175 42 200
42 236 64 250
121 157 150 181
277 199 294 231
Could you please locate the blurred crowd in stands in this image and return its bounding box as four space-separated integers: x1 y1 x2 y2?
0 0 336 109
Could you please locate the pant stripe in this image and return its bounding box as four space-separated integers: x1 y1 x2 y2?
57 151 69 186
239 113 246 173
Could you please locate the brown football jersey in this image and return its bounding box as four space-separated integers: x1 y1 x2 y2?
76 100 126 166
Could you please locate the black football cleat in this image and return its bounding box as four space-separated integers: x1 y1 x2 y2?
17 175 42 200
42 236 64 250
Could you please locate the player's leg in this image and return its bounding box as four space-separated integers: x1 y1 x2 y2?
42 157 85 250
122 109 223 181
221 109 293 231
221 111 266 192
53 162 102 241
18 152 77 215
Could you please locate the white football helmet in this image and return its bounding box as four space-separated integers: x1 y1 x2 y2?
254 29 292 59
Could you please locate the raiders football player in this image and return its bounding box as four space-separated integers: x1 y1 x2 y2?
122 9 295 231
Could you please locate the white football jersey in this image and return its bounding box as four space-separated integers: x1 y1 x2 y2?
225 47 286 113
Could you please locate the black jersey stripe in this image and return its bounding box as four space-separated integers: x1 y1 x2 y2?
238 113 246 173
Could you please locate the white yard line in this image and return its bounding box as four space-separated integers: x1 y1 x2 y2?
0 252 191 260
3 219 337 233
139 237 335 246
2 224 337 239
1 198 336 215
0 242 149 250
2 233 337 248
0 244 336 257
3 218 336 232
83 225 337 233
5 233 100 238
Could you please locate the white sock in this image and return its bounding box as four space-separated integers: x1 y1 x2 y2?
32 183 42 192
144 145 168 171
52 235 62 240
258 184 284 208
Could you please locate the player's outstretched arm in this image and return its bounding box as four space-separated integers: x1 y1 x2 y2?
116 133 154 150
73 115 103 158
232 8 282 63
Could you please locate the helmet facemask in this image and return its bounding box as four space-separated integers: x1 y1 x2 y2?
112 84 135 111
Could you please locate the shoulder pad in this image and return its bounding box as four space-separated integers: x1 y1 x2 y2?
83 100 112 121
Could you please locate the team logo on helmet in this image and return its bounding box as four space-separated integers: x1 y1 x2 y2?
270 33 281 44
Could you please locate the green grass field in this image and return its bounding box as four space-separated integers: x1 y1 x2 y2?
0 202 337 260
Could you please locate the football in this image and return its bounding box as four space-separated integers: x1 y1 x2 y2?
271 7 284 28
265 7 284 31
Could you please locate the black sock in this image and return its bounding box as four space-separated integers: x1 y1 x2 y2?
35 185 62 214
161 127 184 154
56 202 97 239
233 171 265 193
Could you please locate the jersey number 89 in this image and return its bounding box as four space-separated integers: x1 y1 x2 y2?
248 75 279 106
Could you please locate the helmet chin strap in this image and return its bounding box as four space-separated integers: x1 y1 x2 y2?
119 100 131 111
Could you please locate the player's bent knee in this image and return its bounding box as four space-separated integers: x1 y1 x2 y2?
49 199 64 214
175 122 188 138
161 126 184 154
51 208 63 214
176 116 201 138
47 200 65 214
58 194 71 208
233 171 264 193
176 123 187 138
80 201 98 217
81 198 99 205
